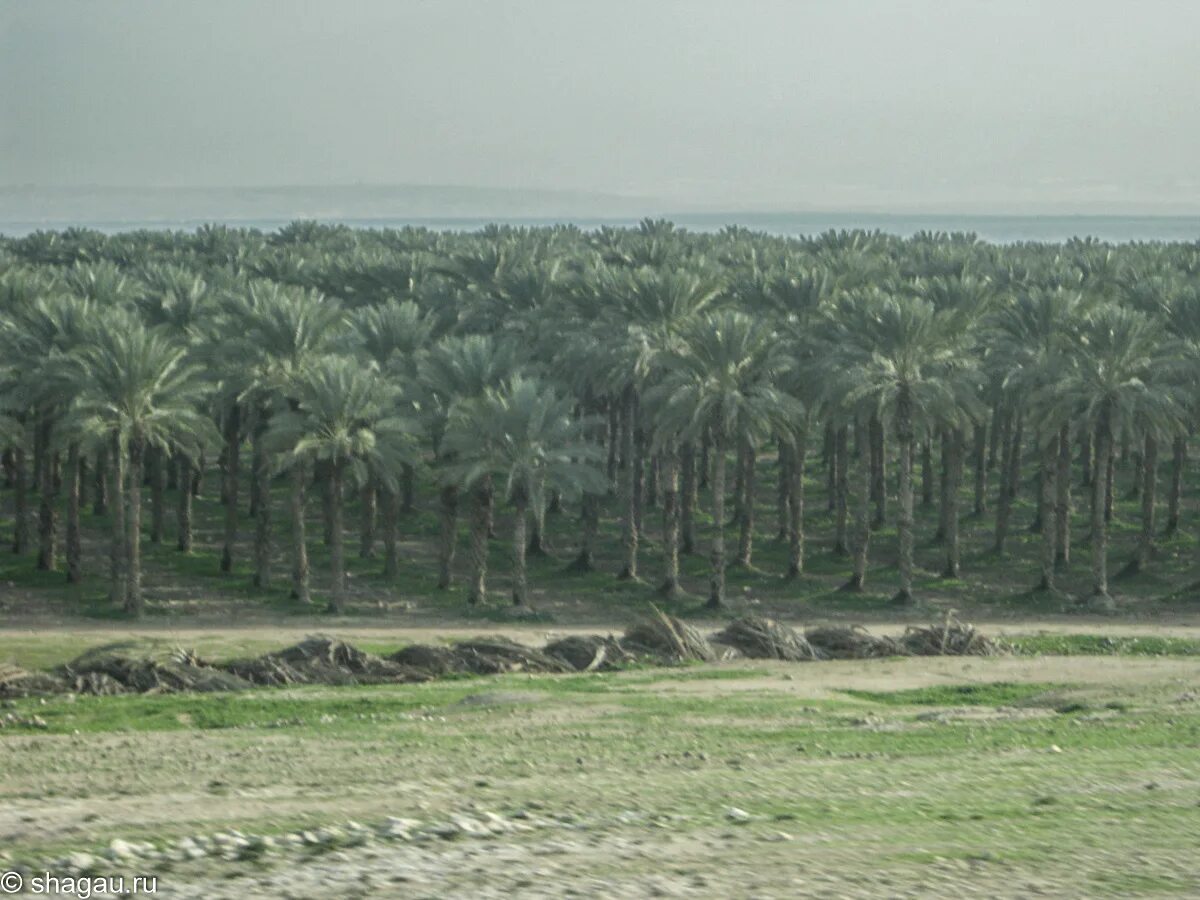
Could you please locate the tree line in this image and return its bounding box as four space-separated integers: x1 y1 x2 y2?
1 221 1198 616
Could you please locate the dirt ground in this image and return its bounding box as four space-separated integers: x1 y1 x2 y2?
1 646 1198 898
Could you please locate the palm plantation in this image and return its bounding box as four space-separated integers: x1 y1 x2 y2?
0 223 1198 617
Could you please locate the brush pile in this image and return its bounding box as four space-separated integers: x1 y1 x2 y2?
803 625 904 659
226 635 431 686
64 641 253 694
0 614 1005 700
448 637 573 675
0 662 68 698
712 616 825 661
544 634 633 672
623 608 716 662
900 615 1003 657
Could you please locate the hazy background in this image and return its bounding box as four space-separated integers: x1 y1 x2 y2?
3 0 1199 219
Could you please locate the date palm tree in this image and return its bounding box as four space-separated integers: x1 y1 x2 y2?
1033 305 1185 609
218 280 345 598
648 310 801 608
65 313 218 616
417 334 525 603
822 289 980 606
443 376 605 607
267 356 417 613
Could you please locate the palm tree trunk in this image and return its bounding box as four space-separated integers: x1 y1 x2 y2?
606 403 619 486
921 433 934 508
943 427 963 578
92 445 108 516
833 425 848 555
1132 431 1158 573
468 480 491 604
359 480 377 558
934 428 949 544
894 392 916 606
568 491 598 572
681 441 697 555
401 463 415 513
787 429 807 578
65 443 82 583
1055 423 1072 567
149 446 165 544
1036 434 1058 591
735 438 756 567
177 456 194 553
994 408 1014 556
1080 431 1092 487
126 435 145 617
109 434 126 607
699 428 710 489
847 418 870 590
511 493 529 606
633 418 646 541
381 485 399 578
528 498 548 555
618 388 638 579
193 449 204 498
972 421 987 516
707 429 727 609
1090 416 1114 609
1008 414 1023 500
290 462 310 603
824 424 836 512
220 404 240 573
78 455 88 511
437 484 458 589
328 460 346 614
1166 435 1185 535
1104 438 1115 524
319 461 334 545
659 443 681 599
252 419 270 589
987 403 1001 470
775 436 790 542
37 421 57 571
870 415 886 529
12 446 27 554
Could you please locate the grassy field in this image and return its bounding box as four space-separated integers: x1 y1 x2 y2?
1 644 1198 897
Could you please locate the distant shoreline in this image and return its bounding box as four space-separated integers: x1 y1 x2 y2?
3 211 1199 243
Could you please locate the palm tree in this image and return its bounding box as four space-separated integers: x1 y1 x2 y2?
443 376 605 607
347 299 437 573
219 280 345 597
268 356 417 613
66 314 217 616
417 334 524 603
648 310 801 608
821 289 980 606
1034 305 1185 609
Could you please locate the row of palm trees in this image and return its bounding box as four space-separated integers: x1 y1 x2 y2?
1 221 1198 616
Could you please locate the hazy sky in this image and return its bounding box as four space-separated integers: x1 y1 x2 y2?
3 1 1199 212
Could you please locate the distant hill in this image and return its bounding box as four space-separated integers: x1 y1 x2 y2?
0 184 660 229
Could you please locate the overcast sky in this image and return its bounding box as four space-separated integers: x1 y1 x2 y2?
3 1 1199 213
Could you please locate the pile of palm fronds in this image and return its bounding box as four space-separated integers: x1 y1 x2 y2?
64 641 253 694
226 635 430 686
544 634 633 672
712 615 826 661
449 637 573 675
900 614 1004 657
623 607 716 662
0 662 68 698
388 644 471 675
804 625 904 659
